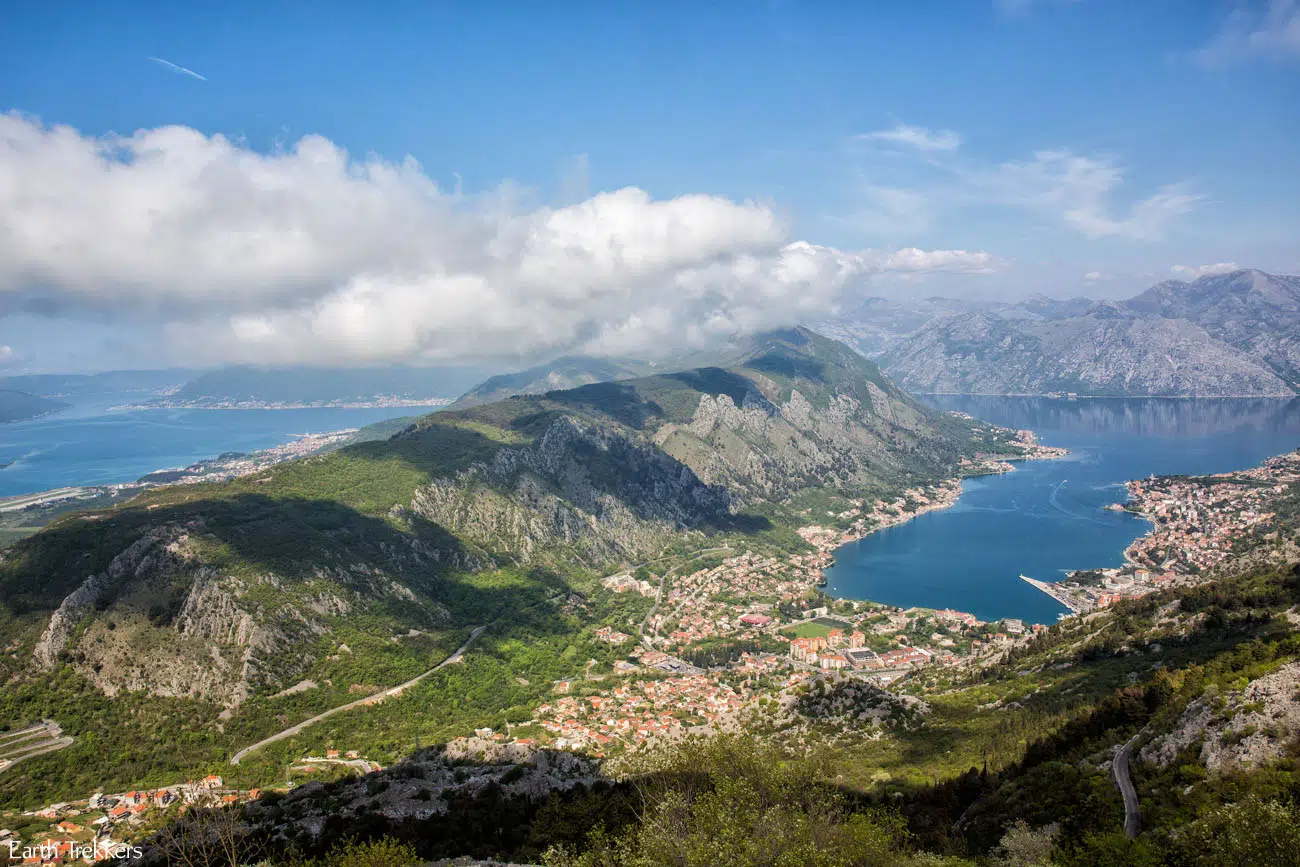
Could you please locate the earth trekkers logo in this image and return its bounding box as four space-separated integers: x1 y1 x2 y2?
6 839 144 861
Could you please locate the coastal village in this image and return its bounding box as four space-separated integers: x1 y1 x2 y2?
1024 449 1300 614
4 438 1296 861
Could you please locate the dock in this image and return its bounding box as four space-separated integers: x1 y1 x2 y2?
1020 574 1084 614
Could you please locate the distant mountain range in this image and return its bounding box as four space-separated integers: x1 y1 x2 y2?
0 389 67 424
442 268 1300 403
158 364 496 407
0 369 194 399
448 356 654 408
1 365 497 410
823 269 1300 396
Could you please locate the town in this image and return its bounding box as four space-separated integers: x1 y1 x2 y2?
1023 449 1300 613
7 444 1292 861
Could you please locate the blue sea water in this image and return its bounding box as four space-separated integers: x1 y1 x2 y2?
0 393 440 499
824 397 1300 624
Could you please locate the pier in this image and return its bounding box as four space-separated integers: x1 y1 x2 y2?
1020 574 1085 614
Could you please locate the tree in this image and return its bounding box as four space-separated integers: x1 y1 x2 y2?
1169 798 1300 867
989 820 1058 867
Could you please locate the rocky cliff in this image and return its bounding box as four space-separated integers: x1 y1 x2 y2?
880 305 1294 396
830 269 1300 396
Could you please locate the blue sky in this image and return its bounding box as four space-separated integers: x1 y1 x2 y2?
1 0 1298 371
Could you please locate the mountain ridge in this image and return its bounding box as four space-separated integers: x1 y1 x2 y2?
833 269 1300 396
0 326 1024 807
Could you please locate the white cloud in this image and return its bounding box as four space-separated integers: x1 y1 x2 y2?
0 113 994 365
994 0 1084 17
979 151 1204 241
1083 271 1103 282
1171 262 1241 278
0 345 17 365
1197 0 1300 66
148 56 208 81
847 137 1201 243
871 248 999 275
855 123 962 152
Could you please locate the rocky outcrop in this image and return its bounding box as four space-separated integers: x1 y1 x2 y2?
1141 662 1300 772
409 415 731 565
656 381 949 504
243 742 602 841
33 527 186 670
27 521 432 706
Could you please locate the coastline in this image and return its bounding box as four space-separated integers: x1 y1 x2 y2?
1021 448 1300 615
799 427 1070 565
0 427 363 533
109 398 452 412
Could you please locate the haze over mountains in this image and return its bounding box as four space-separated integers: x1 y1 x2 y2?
849 269 1300 397
445 268 1300 404
0 389 67 424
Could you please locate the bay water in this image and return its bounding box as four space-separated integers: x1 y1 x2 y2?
824 397 1300 624
0 393 438 499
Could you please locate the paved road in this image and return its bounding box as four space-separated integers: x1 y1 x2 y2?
636 546 734 647
1112 732 1143 839
0 721 72 775
230 626 486 765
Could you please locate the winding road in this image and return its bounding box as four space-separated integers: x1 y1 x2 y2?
230 625 487 765
0 721 73 775
636 546 734 646
1112 732 1143 839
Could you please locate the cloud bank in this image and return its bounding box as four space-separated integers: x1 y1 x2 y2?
1171 262 1241 279
0 113 994 365
1198 0 1300 66
846 124 1203 243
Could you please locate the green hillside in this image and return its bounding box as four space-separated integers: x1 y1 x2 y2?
0 328 1019 809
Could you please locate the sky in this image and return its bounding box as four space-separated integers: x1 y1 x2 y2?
1 0 1298 372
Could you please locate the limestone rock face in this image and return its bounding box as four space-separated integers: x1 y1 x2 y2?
27 520 431 708
410 414 732 565
1141 662 1300 772
830 269 1300 396
880 308 1293 397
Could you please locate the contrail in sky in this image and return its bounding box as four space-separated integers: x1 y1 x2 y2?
148 56 207 81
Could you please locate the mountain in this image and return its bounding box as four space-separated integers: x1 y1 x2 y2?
160 364 499 406
817 296 999 357
1127 269 1300 389
864 270 1300 396
0 369 193 399
879 303 1294 396
0 389 67 423
0 327 1018 806
449 356 653 409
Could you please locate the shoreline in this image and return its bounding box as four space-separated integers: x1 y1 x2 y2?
801 428 1071 588
109 398 451 412
1020 448 1300 614
0 427 363 525
917 392 1297 399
